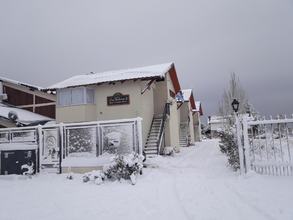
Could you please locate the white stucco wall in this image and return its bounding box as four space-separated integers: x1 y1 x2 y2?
165 73 180 151
56 104 96 123
193 112 202 142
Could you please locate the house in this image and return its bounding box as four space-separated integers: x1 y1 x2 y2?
178 89 196 146
208 115 229 137
46 62 199 156
0 76 56 118
179 90 203 144
0 76 56 127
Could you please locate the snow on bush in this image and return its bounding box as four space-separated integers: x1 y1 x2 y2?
104 152 143 185
163 146 175 156
82 152 143 185
83 170 106 185
21 162 34 177
218 130 240 171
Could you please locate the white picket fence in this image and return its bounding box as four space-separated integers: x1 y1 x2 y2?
241 116 293 176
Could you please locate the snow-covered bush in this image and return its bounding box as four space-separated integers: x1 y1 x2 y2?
218 130 240 171
66 173 74 180
81 152 143 185
104 152 143 185
83 170 105 185
21 162 34 176
163 146 175 156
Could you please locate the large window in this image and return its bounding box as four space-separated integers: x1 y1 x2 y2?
57 87 95 107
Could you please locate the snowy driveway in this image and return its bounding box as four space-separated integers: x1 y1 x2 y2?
0 139 292 220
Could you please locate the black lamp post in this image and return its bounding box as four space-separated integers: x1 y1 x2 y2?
231 99 240 113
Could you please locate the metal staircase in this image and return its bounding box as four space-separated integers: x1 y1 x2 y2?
144 103 170 157
144 117 163 156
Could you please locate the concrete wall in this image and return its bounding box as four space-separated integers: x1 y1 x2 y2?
165 73 180 152
180 102 189 123
56 104 96 123
179 102 195 145
153 80 167 115
188 106 195 144
193 112 202 142
140 83 155 147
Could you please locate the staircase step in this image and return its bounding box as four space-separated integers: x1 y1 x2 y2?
144 150 158 154
146 139 158 143
144 147 158 151
145 144 158 148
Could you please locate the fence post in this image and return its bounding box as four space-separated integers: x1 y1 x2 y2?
37 125 43 174
235 114 245 174
242 115 251 173
136 117 143 155
59 123 64 174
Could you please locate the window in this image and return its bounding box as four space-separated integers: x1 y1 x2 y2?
58 89 71 106
86 88 95 104
71 88 84 105
57 87 95 107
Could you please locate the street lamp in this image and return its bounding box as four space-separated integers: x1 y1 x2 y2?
231 99 240 113
231 98 245 174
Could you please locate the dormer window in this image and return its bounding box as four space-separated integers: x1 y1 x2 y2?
57 87 95 107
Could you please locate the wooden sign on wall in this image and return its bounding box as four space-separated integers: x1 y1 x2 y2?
107 93 130 106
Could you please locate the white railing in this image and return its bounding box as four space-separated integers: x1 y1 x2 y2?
242 115 293 176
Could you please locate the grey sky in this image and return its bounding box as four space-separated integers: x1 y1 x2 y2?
0 0 293 118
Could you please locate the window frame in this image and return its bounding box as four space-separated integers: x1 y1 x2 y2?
57 87 95 107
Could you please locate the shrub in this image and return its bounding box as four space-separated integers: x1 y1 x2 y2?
218 130 240 171
163 146 175 156
104 152 143 185
83 170 105 185
82 152 143 185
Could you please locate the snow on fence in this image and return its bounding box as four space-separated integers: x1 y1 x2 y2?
242 116 293 176
0 118 143 174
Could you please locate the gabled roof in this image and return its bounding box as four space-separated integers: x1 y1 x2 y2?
195 101 203 116
182 89 192 101
181 89 196 110
0 76 43 91
48 62 176 89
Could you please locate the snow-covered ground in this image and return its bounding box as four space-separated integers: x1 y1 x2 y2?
0 139 292 220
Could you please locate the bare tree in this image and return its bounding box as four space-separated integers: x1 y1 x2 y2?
218 73 253 117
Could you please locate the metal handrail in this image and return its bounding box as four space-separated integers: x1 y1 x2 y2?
157 103 170 154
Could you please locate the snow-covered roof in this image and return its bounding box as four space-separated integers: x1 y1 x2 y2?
181 89 192 101
0 76 43 91
48 62 174 89
0 103 53 125
195 101 201 111
208 116 229 124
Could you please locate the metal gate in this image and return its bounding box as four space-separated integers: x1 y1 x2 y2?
40 128 60 173
242 116 293 176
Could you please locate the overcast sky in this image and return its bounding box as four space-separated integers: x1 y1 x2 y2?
0 0 292 119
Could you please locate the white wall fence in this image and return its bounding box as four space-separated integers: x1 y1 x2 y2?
241 115 293 176
0 118 143 174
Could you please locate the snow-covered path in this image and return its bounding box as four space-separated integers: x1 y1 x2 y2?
0 139 292 220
